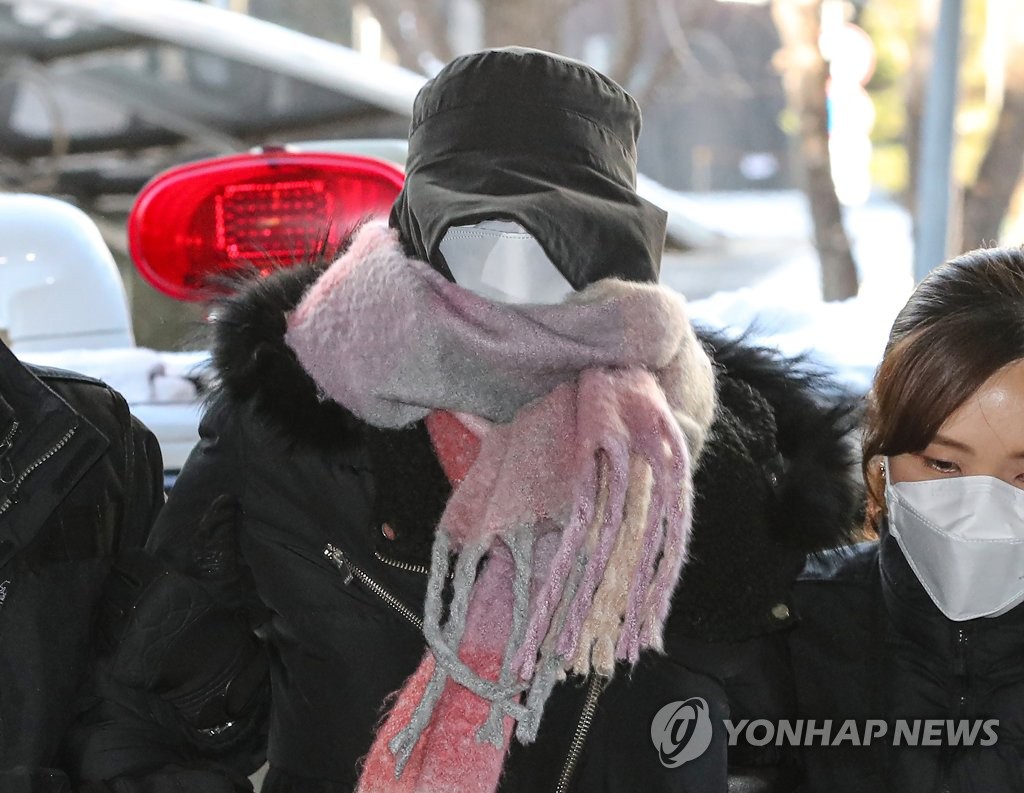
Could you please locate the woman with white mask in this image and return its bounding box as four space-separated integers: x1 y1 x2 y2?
787 246 1024 793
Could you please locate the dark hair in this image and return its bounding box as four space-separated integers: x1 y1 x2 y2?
863 246 1024 531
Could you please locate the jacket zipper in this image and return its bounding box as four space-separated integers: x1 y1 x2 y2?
0 425 76 515
554 673 605 793
323 543 423 630
954 626 969 716
939 626 970 793
374 550 456 581
329 542 604 793
374 550 431 576
0 420 17 485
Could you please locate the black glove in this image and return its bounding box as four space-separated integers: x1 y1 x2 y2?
177 494 248 598
96 496 267 742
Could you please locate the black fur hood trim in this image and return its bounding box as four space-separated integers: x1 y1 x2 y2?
205 261 365 452
699 329 862 553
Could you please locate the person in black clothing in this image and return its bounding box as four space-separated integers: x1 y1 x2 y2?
0 338 163 792
788 246 1024 792
75 48 860 793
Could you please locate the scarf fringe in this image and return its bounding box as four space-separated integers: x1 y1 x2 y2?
375 368 695 779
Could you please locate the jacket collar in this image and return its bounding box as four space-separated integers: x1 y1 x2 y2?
879 531 1024 676
0 342 107 562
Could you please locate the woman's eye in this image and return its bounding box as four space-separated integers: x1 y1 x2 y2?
922 456 960 474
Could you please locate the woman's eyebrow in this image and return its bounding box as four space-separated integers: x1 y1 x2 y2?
931 434 974 453
932 434 1024 460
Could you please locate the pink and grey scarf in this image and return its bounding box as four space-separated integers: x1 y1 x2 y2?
285 223 716 793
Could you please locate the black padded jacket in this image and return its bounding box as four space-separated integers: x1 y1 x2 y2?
788 535 1024 792
0 341 163 792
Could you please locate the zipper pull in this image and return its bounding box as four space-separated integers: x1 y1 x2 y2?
0 444 13 487
323 543 354 585
952 626 968 676
0 432 15 486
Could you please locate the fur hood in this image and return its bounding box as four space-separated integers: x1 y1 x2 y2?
205 259 363 451
703 331 862 553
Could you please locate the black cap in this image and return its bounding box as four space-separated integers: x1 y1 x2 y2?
389 47 667 288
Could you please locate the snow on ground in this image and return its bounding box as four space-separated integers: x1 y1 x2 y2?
672 191 916 394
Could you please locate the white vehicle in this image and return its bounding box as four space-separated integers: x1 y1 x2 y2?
0 192 132 353
2 192 208 478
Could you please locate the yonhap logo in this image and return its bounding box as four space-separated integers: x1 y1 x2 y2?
650 698 1000 766
722 718 999 748
651 697 714 767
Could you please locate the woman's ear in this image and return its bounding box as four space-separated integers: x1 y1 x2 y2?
862 454 886 540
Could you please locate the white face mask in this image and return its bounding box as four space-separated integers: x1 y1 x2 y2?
438 220 575 305
884 462 1024 621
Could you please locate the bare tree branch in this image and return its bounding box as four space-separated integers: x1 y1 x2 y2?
689 29 754 99
772 0 858 301
479 0 561 50
633 47 680 106
656 0 713 86
960 40 1024 251
358 0 452 72
607 0 650 87
418 0 455 62
637 0 751 102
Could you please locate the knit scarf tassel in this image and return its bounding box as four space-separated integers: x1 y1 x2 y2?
357 368 693 793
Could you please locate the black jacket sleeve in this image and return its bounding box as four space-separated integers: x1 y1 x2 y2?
67 397 269 793
120 409 166 552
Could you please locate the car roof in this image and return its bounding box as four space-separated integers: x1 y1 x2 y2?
0 0 425 203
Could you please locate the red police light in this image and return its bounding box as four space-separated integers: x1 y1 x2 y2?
129 149 405 301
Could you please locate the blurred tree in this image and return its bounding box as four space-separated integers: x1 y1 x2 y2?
904 0 938 217
347 0 453 71
772 0 859 300
856 0 930 205
355 0 681 85
864 0 1024 254
959 11 1024 250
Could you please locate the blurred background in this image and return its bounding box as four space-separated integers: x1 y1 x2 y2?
0 0 1021 387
